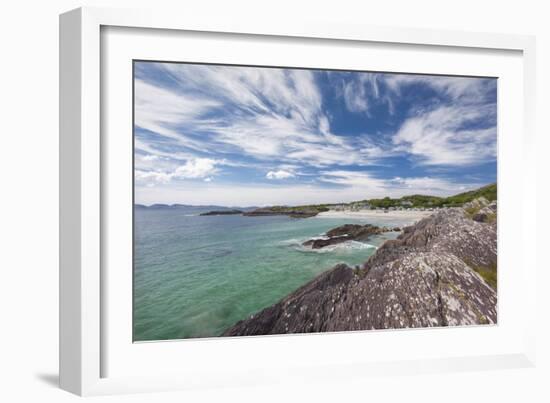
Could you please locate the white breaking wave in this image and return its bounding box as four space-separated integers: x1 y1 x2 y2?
305 240 377 253
280 238 377 254
278 238 304 247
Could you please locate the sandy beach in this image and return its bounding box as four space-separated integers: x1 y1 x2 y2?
317 209 434 225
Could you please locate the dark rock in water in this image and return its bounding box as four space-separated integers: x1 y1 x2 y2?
287 212 319 218
302 236 348 249
200 209 243 216
393 227 401 232
326 224 380 238
302 224 386 249
222 199 497 336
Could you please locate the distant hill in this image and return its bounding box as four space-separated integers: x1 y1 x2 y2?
443 183 497 206
359 183 496 209
134 204 258 213
135 183 497 213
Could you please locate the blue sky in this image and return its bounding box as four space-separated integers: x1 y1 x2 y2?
134 62 497 206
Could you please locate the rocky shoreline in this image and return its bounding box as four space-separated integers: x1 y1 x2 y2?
222 197 497 336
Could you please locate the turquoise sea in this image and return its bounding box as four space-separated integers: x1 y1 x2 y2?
134 207 413 341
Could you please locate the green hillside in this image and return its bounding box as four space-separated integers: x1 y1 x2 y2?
270 183 496 212
360 183 496 209
442 183 497 206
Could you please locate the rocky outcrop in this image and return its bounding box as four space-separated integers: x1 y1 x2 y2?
302 224 390 249
223 199 497 336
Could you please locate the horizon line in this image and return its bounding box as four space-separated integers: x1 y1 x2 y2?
134 182 496 208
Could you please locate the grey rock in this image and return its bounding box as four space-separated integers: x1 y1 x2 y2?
302 224 386 249
463 197 489 211
472 206 497 223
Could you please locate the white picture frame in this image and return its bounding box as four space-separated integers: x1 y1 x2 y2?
59 6 537 396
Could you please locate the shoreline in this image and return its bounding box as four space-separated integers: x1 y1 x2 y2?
316 209 434 223
223 198 498 337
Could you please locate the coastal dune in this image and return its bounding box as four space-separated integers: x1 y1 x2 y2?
222 198 497 336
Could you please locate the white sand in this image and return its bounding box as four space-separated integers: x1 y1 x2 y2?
317 209 433 224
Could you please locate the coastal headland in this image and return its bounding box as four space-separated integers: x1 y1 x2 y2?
223 193 497 336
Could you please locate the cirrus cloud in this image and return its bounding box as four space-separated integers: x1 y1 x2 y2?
133 62 497 205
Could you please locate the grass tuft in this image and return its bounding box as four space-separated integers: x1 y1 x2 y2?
469 262 497 290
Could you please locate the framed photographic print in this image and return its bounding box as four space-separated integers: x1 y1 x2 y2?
60 7 537 396
132 60 499 341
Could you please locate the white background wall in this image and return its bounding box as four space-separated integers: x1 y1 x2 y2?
1 0 548 401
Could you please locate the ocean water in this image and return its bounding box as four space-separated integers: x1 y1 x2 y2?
134 208 413 341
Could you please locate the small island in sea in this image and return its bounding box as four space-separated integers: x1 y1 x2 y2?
133 61 497 341
199 209 244 216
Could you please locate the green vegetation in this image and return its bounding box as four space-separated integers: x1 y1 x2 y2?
244 204 330 218
485 212 497 224
464 207 477 217
469 262 497 290
266 205 330 213
464 205 496 223
269 204 329 213
367 194 444 209
464 205 482 218
360 183 496 209
255 183 497 215
442 183 497 206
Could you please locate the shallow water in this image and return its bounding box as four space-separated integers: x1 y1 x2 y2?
133 208 415 341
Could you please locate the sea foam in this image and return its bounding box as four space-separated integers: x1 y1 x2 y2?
281 238 376 254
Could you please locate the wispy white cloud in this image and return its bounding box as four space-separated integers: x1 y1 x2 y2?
134 80 221 152
342 78 369 113
387 176 473 194
266 170 295 180
336 74 382 114
135 170 173 186
173 158 218 179
393 104 497 166
366 73 498 166
335 72 496 120
135 157 219 187
135 172 480 206
320 170 385 188
384 74 495 104
134 63 496 204
320 170 480 198
134 64 385 170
